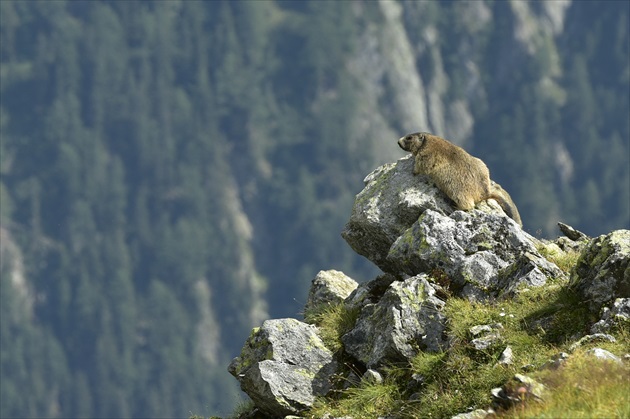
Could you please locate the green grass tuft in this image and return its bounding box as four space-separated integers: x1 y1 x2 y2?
310 377 403 418
536 242 582 273
304 301 360 353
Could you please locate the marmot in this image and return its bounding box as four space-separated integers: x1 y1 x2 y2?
490 180 522 227
398 132 522 226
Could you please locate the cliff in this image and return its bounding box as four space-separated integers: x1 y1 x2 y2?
225 156 629 418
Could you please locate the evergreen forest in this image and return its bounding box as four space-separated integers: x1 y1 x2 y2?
0 1 628 417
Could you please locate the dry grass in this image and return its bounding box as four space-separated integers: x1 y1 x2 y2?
502 351 630 418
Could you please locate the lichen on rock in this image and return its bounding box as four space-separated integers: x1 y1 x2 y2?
228 318 338 417
570 230 630 312
341 155 454 272
304 270 359 317
386 209 564 300
343 157 565 300
342 274 447 368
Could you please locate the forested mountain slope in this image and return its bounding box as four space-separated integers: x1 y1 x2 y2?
0 1 628 417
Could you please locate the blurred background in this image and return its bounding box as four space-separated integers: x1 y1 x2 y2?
1 0 628 417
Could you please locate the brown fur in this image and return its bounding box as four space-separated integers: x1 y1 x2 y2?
398 132 523 226
490 181 522 227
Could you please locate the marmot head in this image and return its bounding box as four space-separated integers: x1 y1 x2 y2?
398 132 429 154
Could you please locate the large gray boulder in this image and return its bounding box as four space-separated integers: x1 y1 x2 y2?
570 230 630 312
342 274 447 368
341 156 454 272
387 209 565 300
342 157 565 300
228 318 338 417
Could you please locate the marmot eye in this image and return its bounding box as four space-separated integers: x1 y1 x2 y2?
406 135 412 141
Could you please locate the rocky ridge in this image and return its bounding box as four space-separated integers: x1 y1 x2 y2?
227 156 630 418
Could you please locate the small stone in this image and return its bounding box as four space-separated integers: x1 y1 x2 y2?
451 409 489 419
470 323 503 337
362 369 383 384
590 298 630 333
498 346 513 365
469 323 503 350
342 275 447 368
586 348 622 364
471 336 500 351
491 387 509 406
568 333 616 352
542 352 570 370
343 274 397 311
304 270 358 317
558 222 589 241
228 319 338 416
408 373 425 388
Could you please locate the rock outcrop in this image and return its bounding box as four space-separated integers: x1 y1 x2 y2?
227 157 630 418
570 230 630 312
343 156 565 300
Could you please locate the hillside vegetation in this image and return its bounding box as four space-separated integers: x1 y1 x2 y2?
302 283 629 419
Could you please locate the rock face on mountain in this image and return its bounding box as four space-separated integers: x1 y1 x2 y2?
227 158 630 418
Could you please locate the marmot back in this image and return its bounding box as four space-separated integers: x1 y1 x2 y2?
398 132 522 226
